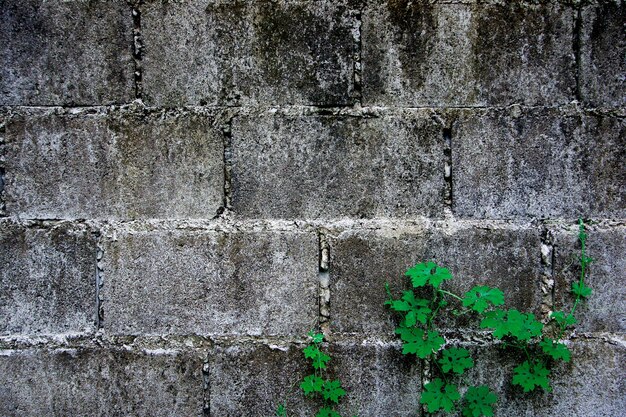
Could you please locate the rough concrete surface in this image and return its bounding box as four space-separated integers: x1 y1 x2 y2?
452 109 625 219
0 0 135 105
0 347 205 416
231 112 445 219
580 2 626 108
328 223 543 335
0 219 96 335
552 223 626 334
362 0 576 106
3 109 225 219
0 0 624 415
142 0 355 106
102 228 318 336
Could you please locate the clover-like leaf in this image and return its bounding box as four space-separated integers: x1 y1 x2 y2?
405 261 453 288
512 361 551 392
462 286 505 313
308 330 324 344
571 281 592 298
321 380 346 404
462 385 498 417
540 338 571 362
389 290 432 326
480 309 543 341
550 311 577 327
420 378 460 413
395 327 445 358
438 348 474 374
301 374 324 396
303 345 331 370
315 408 341 417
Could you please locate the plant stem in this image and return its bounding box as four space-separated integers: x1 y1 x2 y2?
439 289 463 302
570 219 588 317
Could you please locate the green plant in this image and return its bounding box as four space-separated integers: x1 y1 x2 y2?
276 330 350 417
385 219 593 415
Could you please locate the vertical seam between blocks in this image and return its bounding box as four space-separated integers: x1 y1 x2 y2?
573 3 583 102
540 224 556 321
219 112 235 217
351 3 363 106
131 1 143 100
318 228 331 334
95 230 105 329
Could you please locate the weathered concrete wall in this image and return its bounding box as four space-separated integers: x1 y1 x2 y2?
0 1 624 416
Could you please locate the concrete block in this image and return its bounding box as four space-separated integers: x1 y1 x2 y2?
331 341 422 416
453 109 626 219
580 2 626 108
209 343 314 416
362 1 575 106
452 340 626 416
552 224 626 333
3 109 224 219
0 347 204 416
0 220 96 335
231 113 445 219
209 340 421 417
102 229 318 336
328 224 542 335
0 0 134 105
142 0 355 106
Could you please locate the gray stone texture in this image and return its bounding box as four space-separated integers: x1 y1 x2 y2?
448 340 626 416
362 0 575 106
0 220 96 335
102 229 318 336
209 343 315 416
0 0 134 105
453 109 626 219
3 109 224 219
209 341 422 417
231 112 445 219
580 1 626 108
330 341 422 416
552 224 626 333
141 0 355 106
328 224 542 335
0 348 204 416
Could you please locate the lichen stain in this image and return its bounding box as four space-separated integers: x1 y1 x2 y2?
254 2 351 104
386 0 437 92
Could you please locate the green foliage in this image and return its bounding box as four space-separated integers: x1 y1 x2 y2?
316 408 341 417
385 290 432 326
571 281 592 298
462 286 505 313
395 326 445 358
540 338 571 362
512 361 551 392
385 221 593 415
278 331 349 417
301 374 324 396
462 386 498 417
438 348 474 374
405 261 453 288
303 345 331 370
420 378 460 413
550 311 576 327
480 309 543 341
321 380 346 404
275 403 286 416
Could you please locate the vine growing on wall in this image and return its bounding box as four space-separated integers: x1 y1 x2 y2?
279 220 592 416
276 331 352 417
384 219 593 415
